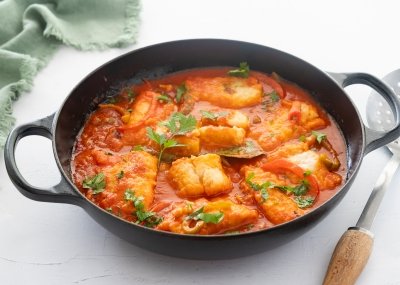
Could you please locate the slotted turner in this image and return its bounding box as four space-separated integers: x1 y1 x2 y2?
323 69 400 285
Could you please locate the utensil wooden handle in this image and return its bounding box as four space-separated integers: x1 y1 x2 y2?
323 227 374 285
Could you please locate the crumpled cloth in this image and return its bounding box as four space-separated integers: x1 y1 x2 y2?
0 0 140 147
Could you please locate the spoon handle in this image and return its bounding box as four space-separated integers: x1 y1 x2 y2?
323 152 400 285
356 153 400 229
322 227 373 285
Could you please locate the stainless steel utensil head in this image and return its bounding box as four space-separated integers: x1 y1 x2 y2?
356 69 400 231
323 70 400 285
367 69 400 154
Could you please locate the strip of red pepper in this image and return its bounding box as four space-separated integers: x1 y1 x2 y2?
263 75 286 98
261 158 320 202
288 101 301 123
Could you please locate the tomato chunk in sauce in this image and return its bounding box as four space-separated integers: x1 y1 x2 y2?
71 66 346 235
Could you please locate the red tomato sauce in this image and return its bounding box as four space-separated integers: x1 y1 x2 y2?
71 67 347 234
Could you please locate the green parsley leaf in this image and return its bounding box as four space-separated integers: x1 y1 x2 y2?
294 196 315 208
225 231 241 235
200 110 219 120
146 127 166 146
304 170 312 176
291 180 310 196
163 139 183 149
157 94 172 103
124 189 136 201
271 180 310 196
273 184 293 192
260 188 269 201
197 212 224 224
133 196 145 212
245 172 271 202
132 145 144 151
147 112 197 167
227 62 250 78
186 207 224 224
143 214 163 228
268 91 280 102
117 170 124 179
247 224 255 230
83 173 106 194
127 89 136 103
261 91 280 110
131 145 156 154
136 210 154 221
106 97 117 104
246 173 310 198
299 135 306 142
186 206 205 220
161 112 197 136
124 189 162 227
200 110 228 121
312 130 327 144
175 84 187 103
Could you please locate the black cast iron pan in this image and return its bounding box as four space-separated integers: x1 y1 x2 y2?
4 39 400 259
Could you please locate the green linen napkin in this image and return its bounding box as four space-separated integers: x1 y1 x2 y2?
0 0 140 147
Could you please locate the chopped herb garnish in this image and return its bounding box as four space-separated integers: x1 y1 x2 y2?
82 173 106 194
186 206 224 224
124 189 136 201
246 173 310 199
124 189 162 227
262 91 280 110
117 170 124 179
127 89 136 103
106 97 117 104
295 196 315 208
299 135 306 142
200 110 228 121
312 130 327 144
147 112 197 167
132 145 144 151
228 62 250 78
105 152 113 156
159 112 197 136
131 145 155 154
245 172 270 202
187 206 204 219
157 94 172 103
225 231 241 235
197 212 224 224
268 91 280 102
146 127 184 167
291 180 310 196
304 170 312 176
175 84 187 103
272 180 310 196
260 188 269 201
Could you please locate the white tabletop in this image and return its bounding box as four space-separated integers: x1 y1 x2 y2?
1 1 400 284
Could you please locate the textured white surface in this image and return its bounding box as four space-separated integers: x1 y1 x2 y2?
1 0 400 284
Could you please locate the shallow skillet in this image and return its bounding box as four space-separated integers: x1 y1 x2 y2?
4 39 400 259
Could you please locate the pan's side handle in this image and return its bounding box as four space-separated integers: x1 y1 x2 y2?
328 72 400 153
4 114 84 205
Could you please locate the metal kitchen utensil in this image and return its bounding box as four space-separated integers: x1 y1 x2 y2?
323 69 400 285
